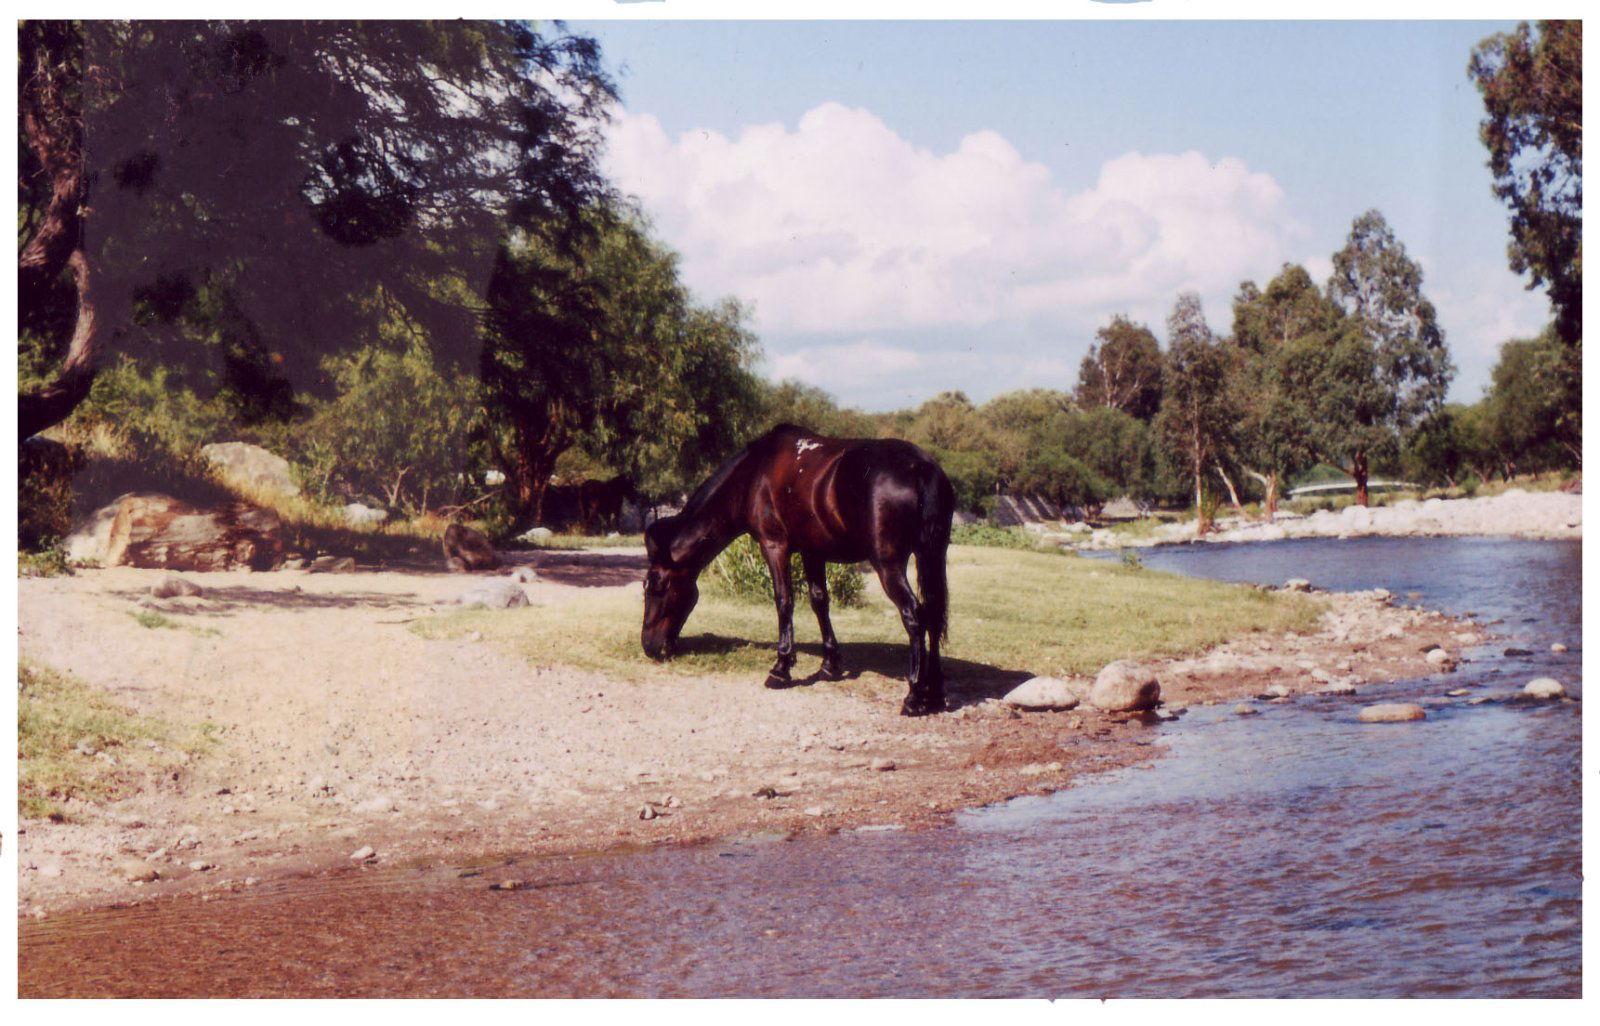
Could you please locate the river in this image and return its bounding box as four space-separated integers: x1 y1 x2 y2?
18 537 1581 997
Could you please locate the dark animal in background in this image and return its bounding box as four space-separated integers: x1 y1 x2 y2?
641 424 955 716
442 523 501 572
578 476 633 533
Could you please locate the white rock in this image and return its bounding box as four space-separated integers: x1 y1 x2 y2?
1357 703 1427 723
1233 704 1260 716
1551 642 1569 653
1002 676 1081 711
349 845 376 862
459 580 530 609
1523 678 1566 700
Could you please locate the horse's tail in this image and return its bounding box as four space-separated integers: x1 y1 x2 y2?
916 460 954 643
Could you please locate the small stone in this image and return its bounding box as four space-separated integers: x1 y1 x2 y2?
1089 660 1161 712
869 757 896 772
118 859 160 883
491 880 524 892
639 805 658 820
803 806 824 817
1551 642 1569 654
1425 647 1451 665
188 860 212 872
151 575 204 599
1263 683 1291 698
1523 678 1566 700
1358 703 1427 723
1503 647 1534 657
349 845 376 862
1233 704 1259 716
1283 578 1312 592
244 877 259 887
1446 688 1473 697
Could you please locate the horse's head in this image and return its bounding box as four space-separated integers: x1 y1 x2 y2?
641 516 699 660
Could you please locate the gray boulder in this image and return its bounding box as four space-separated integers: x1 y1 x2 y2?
201 442 299 497
150 575 204 599
344 503 388 527
459 580 530 609
1089 660 1161 712
1002 676 1082 711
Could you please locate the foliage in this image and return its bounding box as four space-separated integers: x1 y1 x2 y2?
19 20 619 439
756 380 881 439
1075 315 1164 420
1487 326 1581 470
18 438 79 552
704 535 866 608
949 523 1045 550
1014 445 1114 511
296 345 479 515
1154 293 1235 528
1468 21 1583 345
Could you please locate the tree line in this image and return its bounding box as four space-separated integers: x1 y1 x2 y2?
18 20 1580 542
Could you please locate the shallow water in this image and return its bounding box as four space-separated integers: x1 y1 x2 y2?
19 537 1581 997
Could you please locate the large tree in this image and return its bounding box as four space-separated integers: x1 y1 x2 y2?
1469 20 1582 345
18 20 616 440
1154 293 1234 534
1322 210 1455 504
1074 315 1164 420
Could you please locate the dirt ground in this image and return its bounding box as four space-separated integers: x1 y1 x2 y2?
15 548 1478 919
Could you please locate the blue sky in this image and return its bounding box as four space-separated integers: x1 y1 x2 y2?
573 16 1555 411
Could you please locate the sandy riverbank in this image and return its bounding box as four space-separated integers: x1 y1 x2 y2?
1070 486 1581 550
17 548 1498 919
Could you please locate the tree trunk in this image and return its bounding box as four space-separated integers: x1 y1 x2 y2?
1351 450 1370 506
1215 464 1245 516
1246 470 1279 522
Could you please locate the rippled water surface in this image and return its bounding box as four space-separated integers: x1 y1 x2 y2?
19 537 1581 997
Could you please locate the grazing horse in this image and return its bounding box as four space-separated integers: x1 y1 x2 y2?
641 424 956 716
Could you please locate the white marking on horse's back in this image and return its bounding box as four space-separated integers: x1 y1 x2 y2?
795 438 822 457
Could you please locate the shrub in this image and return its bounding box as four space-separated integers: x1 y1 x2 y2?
18 437 78 551
949 523 1040 550
704 535 865 607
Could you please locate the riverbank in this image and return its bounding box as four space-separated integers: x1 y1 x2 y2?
17 549 1483 920
1071 486 1582 550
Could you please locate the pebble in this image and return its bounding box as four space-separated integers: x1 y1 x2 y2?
1425 647 1452 665
188 860 212 872
1523 678 1566 700
1446 688 1473 697
1264 683 1291 698
1357 703 1427 723
869 757 896 772
1503 647 1534 657
1233 704 1259 716
349 845 376 862
1019 762 1063 776
639 805 658 821
803 806 824 817
118 859 159 883
1551 642 1569 653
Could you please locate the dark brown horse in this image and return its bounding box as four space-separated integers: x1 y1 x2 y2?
641 424 956 716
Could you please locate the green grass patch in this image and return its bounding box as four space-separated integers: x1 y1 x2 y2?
18 662 214 820
413 544 1320 700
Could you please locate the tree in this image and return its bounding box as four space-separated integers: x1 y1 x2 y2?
1487 326 1581 471
18 20 617 439
1074 316 1164 420
1469 21 1582 345
1323 210 1455 504
757 380 881 440
1154 293 1234 534
1224 265 1334 518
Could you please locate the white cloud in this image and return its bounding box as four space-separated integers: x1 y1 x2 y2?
603 103 1306 337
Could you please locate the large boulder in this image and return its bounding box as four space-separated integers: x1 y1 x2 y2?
101 493 284 571
443 523 501 572
459 580 530 609
1002 676 1083 711
1089 660 1161 712
200 442 299 497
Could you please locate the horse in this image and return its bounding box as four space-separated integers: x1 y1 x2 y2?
641 424 956 716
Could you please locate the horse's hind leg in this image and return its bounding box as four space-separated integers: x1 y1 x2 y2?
801 552 844 679
760 542 798 688
873 559 942 716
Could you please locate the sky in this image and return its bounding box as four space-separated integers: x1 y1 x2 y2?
570 15 1556 413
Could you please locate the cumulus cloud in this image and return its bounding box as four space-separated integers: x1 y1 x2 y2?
602 102 1306 337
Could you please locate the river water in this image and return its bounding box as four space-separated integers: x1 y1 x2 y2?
18 537 1581 997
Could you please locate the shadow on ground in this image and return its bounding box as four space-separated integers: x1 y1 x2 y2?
672 634 1033 706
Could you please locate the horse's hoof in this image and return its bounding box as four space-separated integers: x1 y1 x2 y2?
819 661 845 681
899 695 946 717
765 671 795 690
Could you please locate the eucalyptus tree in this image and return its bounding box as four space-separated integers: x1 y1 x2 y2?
1469 20 1582 346
1154 293 1235 533
18 20 617 439
1320 210 1455 504
1074 315 1165 420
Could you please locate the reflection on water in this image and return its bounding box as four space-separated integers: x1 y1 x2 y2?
19 538 1581 997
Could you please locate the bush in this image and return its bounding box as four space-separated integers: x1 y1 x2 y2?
18 438 78 552
949 523 1041 550
704 535 865 607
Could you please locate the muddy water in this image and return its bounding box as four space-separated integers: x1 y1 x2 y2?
19 537 1580 997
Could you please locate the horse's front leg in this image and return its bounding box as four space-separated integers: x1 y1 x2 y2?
801 552 844 679
761 542 798 688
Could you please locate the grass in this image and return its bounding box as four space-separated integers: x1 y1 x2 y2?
412 544 1320 700
18 662 216 820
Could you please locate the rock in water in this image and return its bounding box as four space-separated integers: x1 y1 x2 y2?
459 580 530 609
1358 703 1427 723
1002 676 1081 711
442 523 501 572
1523 678 1566 700
1089 660 1161 712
